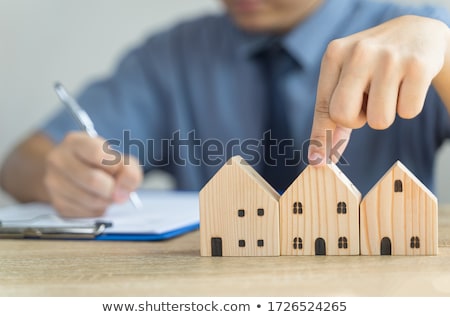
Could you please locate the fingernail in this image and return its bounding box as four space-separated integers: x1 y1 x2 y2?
113 187 129 203
309 152 323 166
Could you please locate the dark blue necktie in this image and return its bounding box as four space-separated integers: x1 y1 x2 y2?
256 42 301 193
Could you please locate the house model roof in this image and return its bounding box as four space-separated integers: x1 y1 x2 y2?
284 163 361 200
364 160 437 202
201 155 280 200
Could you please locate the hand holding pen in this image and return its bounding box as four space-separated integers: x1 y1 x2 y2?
43 83 143 218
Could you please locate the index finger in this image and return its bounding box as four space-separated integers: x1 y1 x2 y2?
308 42 351 165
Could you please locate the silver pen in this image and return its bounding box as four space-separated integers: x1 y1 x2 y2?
54 82 143 209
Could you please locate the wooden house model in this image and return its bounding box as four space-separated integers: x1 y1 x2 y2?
199 155 280 256
279 164 361 255
360 161 438 255
200 156 438 257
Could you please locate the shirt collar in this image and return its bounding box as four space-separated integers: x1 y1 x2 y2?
232 0 354 70
282 0 352 70
231 20 272 58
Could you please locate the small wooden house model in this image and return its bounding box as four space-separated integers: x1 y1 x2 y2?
360 161 438 255
199 156 280 256
279 164 361 256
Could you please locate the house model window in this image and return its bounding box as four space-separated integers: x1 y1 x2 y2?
238 209 245 217
293 202 303 214
338 237 348 249
239 240 246 247
337 202 347 214
257 208 264 216
394 179 403 192
410 236 420 249
293 237 303 249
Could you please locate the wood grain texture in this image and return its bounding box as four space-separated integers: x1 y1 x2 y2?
0 206 449 297
199 156 280 256
360 161 438 255
280 164 361 255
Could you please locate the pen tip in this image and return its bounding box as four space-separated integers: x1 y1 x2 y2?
54 82 62 90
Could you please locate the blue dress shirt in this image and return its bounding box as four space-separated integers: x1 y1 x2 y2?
42 0 450 195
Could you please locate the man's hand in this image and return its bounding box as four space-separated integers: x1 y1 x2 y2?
44 132 143 217
308 15 450 165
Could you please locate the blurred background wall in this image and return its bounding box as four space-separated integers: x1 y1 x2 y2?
1 0 449 205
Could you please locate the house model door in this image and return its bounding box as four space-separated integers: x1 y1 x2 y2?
211 237 223 256
380 237 392 255
315 238 326 255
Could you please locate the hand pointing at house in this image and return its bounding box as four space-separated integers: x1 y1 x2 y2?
308 15 450 165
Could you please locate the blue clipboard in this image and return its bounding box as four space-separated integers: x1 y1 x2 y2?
96 223 200 241
0 190 200 241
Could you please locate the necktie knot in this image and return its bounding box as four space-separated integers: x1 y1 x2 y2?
254 41 300 78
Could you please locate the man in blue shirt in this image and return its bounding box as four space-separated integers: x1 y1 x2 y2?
1 0 450 217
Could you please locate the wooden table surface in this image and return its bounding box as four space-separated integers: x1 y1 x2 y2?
1 208 450 297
